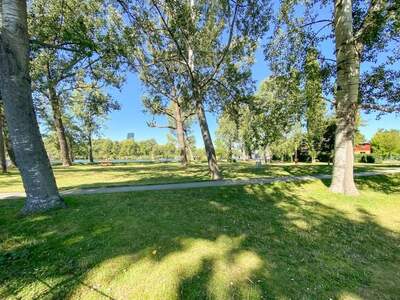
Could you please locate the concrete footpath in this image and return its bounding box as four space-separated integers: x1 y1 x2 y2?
1 168 399 200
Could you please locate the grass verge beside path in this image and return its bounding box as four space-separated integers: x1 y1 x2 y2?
1 174 399 299
0 161 398 193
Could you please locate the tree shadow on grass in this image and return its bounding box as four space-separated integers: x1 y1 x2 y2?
0 178 399 299
319 174 400 194
355 174 400 194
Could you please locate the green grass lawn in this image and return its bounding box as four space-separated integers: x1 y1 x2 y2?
0 161 398 193
1 175 399 299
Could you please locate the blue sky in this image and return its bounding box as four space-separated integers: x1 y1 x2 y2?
102 44 399 147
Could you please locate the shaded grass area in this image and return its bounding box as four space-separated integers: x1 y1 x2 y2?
0 161 398 193
1 175 399 299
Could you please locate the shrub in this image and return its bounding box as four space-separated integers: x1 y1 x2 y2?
366 155 375 163
355 154 378 164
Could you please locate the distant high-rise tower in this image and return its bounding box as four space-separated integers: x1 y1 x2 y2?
127 132 135 140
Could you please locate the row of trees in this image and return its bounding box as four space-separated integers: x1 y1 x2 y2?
43 135 203 161
0 0 399 213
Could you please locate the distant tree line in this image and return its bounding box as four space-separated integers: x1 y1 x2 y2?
42 134 208 162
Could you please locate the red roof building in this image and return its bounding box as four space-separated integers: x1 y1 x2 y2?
354 143 372 154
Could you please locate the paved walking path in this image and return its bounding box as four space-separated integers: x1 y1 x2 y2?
1 168 400 200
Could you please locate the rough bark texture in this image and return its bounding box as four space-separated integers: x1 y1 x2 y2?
0 0 64 213
3 126 16 166
330 0 359 195
174 101 188 166
195 100 222 180
48 85 72 166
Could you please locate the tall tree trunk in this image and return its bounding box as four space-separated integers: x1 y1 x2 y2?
227 142 233 162
188 0 221 179
330 0 360 195
88 134 94 163
0 0 64 213
195 100 222 180
67 135 74 162
48 85 72 166
184 130 194 161
174 101 188 166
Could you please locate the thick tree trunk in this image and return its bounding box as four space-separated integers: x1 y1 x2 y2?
0 0 64 213
88 134 94 163
48 85 72 166
195 100 222 180
330 0 360 195
174 101 188 166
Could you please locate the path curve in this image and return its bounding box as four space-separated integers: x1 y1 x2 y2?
1 168 399 200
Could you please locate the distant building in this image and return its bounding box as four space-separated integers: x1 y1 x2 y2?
127 132 135 140
354 143 372 154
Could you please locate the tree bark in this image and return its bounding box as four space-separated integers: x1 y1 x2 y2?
88 134 94 163
67 135 74 162
227 143 233 162
195 100 222 180
48 85 72 166
0 0 64 213
329 0 360 195
3 127 16 166
174 101 188 166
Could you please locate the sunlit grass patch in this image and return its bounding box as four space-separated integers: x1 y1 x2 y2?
0 174 399 299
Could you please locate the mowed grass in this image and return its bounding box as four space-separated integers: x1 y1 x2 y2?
0 161 398 193
1 175 399 299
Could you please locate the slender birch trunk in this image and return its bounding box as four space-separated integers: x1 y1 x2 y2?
88 133 94 163
174 101 188 166
0 0 64 213
48 85 72 166
330 0 360 195
195 100 222 179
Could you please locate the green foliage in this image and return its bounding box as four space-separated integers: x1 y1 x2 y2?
215 113 239 161
266 0 400 115
29 0 125 160
240 74 303 155
371 129 400 159
354 131 366 145
303 48 327 161
90 138 179 160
